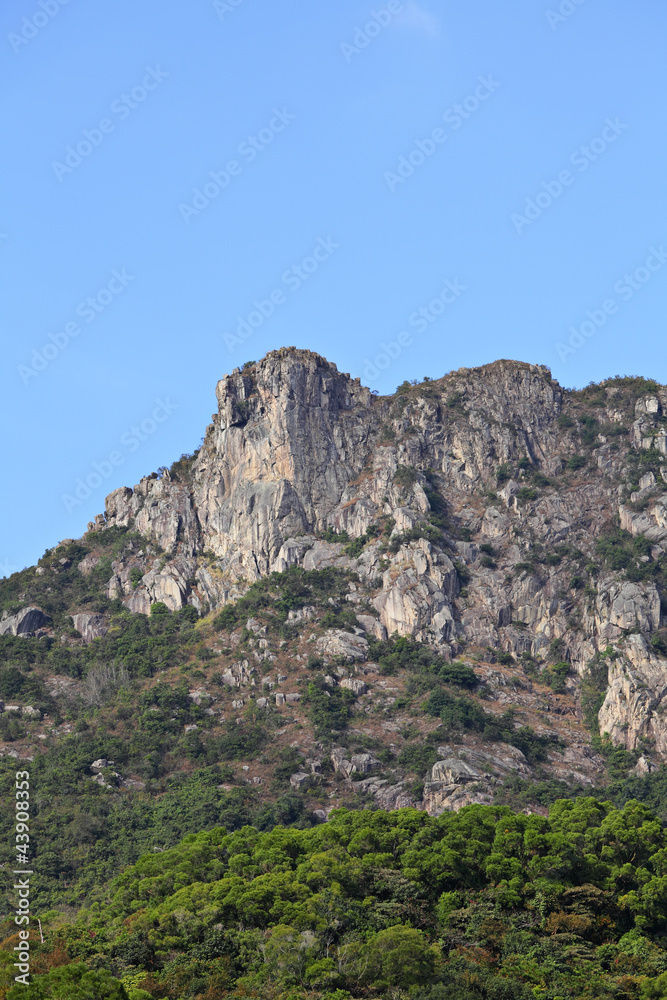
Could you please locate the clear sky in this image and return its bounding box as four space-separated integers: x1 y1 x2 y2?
2 0 666 573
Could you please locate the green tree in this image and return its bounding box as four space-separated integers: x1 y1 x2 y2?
7 963 149 1000
362 925 436 988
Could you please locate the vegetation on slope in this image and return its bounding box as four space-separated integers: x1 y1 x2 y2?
5 799 667 999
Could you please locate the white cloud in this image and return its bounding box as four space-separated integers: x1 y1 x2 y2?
394 2 440 37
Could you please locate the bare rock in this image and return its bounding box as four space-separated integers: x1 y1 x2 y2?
596 578 661 639
353 778 414 810
71 613 108 643
330 748 379 777
0 607 51 637
598 635 667 752
355 614 388 640
430 758 482 784
316 630 369 661
373 539 458 643
340 677 368 695
77 553 100 575
90 758 115 773
188 689 210 705
422 781 493 815
221 660 255 688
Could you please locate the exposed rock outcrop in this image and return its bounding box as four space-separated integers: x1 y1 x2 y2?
75 349 667 762
0 606 51 636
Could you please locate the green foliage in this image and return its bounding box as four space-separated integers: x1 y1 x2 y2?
447 391 465 412
210 720 268 760
425 691 559 765
212 604 238 631
7 963 137 999
625 444 667 488
440 661 478 687
386 521 444 552
168 449 200 482
149 601 170 617
0 602 199 682
542 660 571 694
393 464 419 490
652 631 667 657
0 540 120 626
212 565 354 631
579 414 600 446
567 454 587 470
343 524 380 557
581 654 610 733
320 527 350 543
367 636 477 688
12 798 667 1000
397 742 438 775
422 469 451 535
0 751 312 914
304 676 356 737
596 527 665 586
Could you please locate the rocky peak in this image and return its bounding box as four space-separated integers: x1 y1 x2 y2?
75 351 667 763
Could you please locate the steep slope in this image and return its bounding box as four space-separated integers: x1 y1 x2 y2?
1 349 667 903
94 349 667 754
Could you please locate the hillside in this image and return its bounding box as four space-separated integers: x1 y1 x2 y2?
2 348 667 998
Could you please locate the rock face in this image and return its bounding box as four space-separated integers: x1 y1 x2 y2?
71 613 108 643
598 636 667 753
79 349 667 760
316 630 369 662
0 607 51 636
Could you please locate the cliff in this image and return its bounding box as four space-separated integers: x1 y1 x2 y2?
2 347 667 821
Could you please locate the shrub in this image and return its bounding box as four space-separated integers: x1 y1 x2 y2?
651 632 667 657
367 637 476 687
150 601 170 617
453 561 471 584
397 743 438 775
321 528 350 543
543 661 570 694
393 464 419 490
213 605 239 631
439 661 478 688
305 676 355 736
343 525 379 558
581 656 609 732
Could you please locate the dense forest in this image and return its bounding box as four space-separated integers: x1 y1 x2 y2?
4 799 667 999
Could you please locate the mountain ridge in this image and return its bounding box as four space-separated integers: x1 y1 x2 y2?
2 350 666 815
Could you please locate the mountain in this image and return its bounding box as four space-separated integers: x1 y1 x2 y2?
2 348 667 998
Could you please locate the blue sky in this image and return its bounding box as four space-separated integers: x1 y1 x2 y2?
2 0 666 573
